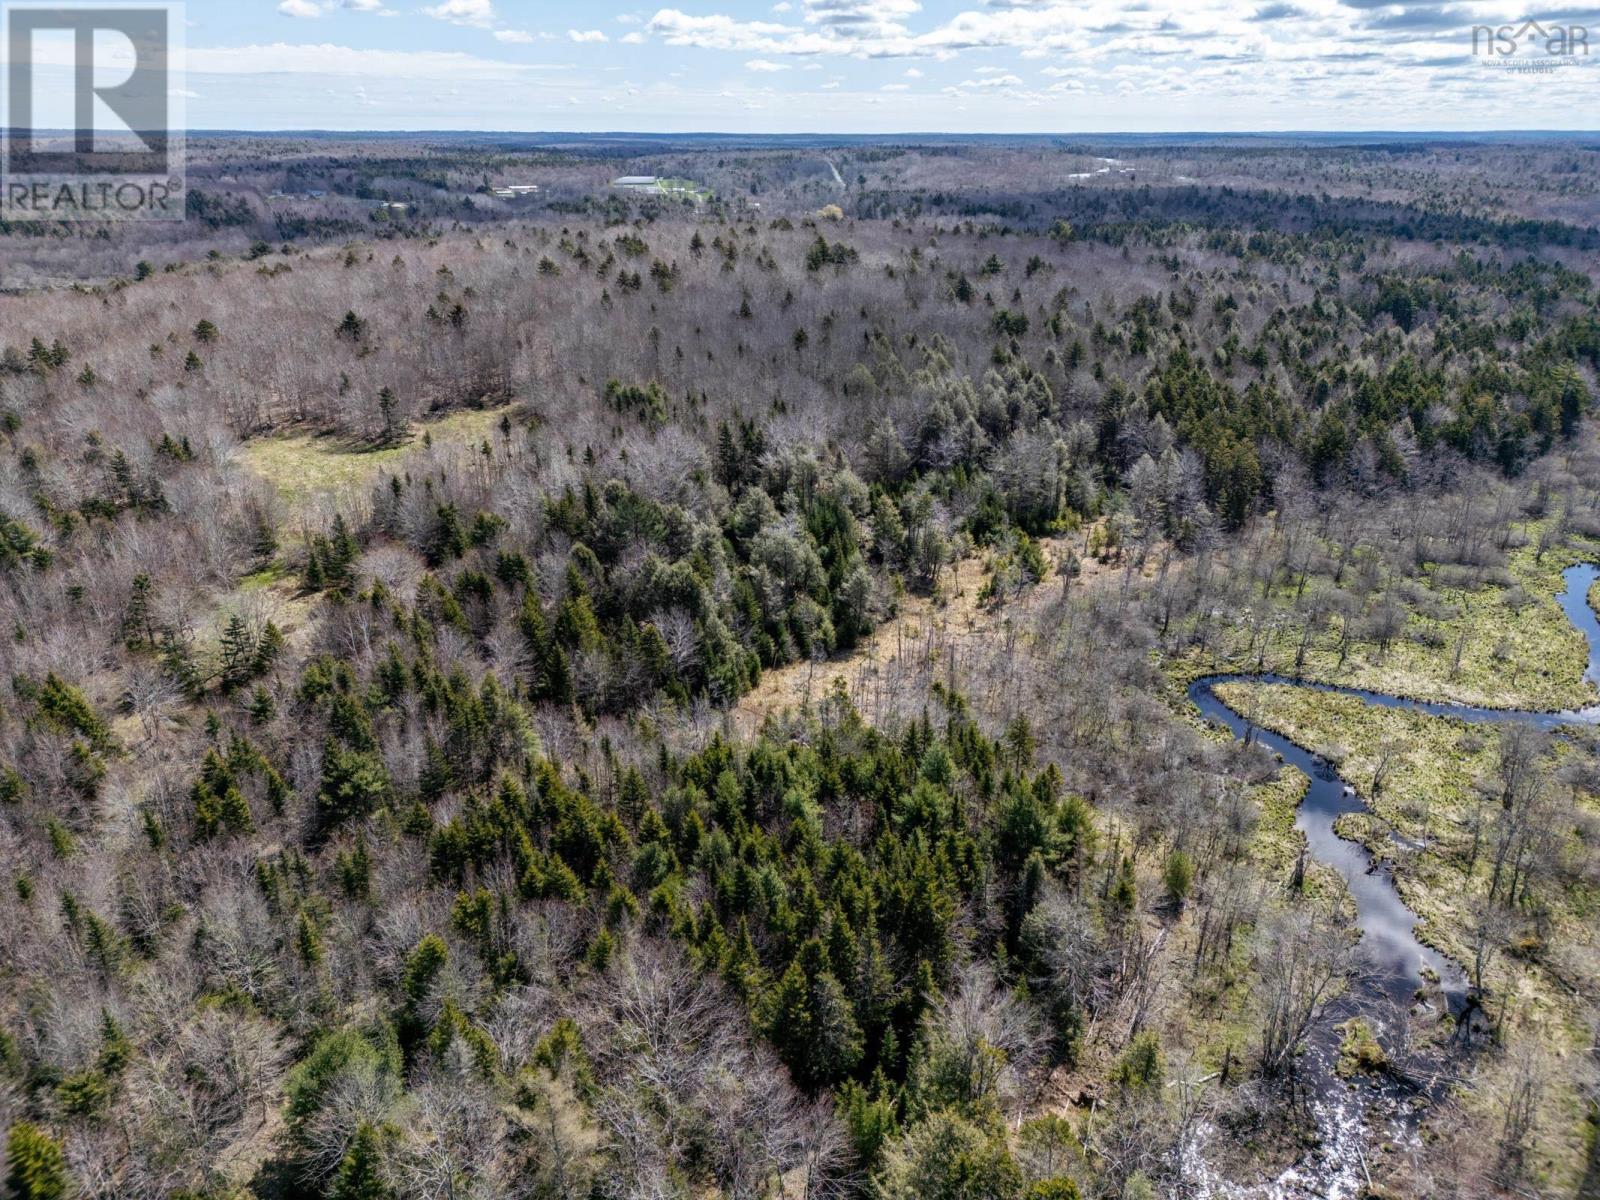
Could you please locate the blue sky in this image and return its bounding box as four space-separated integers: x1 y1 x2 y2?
35 0 1600 131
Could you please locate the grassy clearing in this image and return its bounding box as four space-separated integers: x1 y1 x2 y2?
239 405 509 517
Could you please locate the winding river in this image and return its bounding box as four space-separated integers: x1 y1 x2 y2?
1182 563 1600 1197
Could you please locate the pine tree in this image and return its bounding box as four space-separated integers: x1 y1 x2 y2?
1108 856 1137 917
317 739 391 834
248 685 276 725
304 546 327 592
519 595 572 704
617 766 648 828
94 1009 131 1077
377 386 400 446
253 622 285 675
4 1122 69 1200
296 909 324 967
762 963 812 1074
219 785 254 835
807 968 865 1087
762 960 864 1091
336 310 369 342
122 573 156 649
715 421 740 488
219 614 257 690
330 1122 389 1200
330 514 360 573
1163 850 1194 909
336 836 372 901
397 934 449 1057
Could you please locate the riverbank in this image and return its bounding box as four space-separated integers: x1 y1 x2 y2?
1197 551 1600 1198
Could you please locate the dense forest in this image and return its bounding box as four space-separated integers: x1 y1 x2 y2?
0 136 1597 1200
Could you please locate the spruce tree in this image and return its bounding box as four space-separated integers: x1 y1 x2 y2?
219 614 256 690
330 1124 388 1199
4 1122 69 1200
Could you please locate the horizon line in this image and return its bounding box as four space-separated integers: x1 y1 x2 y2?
8 126 1600 139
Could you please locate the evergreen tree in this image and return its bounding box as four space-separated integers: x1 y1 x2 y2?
4 1122 69 1200
122 573 156 650
248 685 277 725
253 622 285 675
330 1122 389 1200
336 310 369 342
519 594 572 704
762 959 864 1091
317 740 391 834
296 909 324 967
377 386 400 445
219 614 257 690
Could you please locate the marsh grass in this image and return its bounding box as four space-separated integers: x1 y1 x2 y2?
1173 524 1600 711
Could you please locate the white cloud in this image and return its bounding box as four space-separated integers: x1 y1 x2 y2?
422 0 496 28
278 0 394 16
956 72 1022 88
803 0 921 29
647 8 911 55
880 81 908 89
185 0 1600 131
187 42 540 78
569 28 610 42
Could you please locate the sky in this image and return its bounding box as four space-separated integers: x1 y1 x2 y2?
12 0 1600 132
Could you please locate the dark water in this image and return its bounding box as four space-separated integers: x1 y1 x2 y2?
1187 676 1466 1006
1557 562 1600 694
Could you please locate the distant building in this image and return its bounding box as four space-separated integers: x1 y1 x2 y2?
612 175 660 191
491 184 540 198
